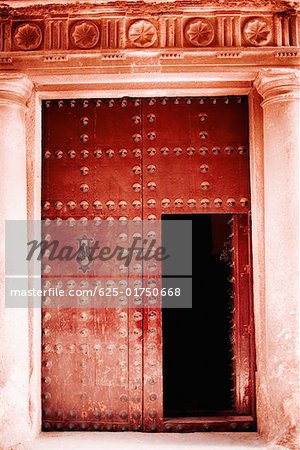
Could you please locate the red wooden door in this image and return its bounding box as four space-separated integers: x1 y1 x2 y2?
42 96 255 432
140 97 254 432
42 98 144 431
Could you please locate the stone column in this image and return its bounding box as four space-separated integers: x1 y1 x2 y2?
254 69 300 448
0 74 33 447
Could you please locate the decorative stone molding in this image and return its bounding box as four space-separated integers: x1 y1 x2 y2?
14 23 43 51
0 57 13 64
254 68 300 106
0 4 299 70
128 20 158 48
160 52 184 59
44 55 68 62
0 73 33 106
0 11 299 54
275 51 299 57
101 53 126 60
70 21 100 49
185 19 215 47
216 51 242 57
1 0 298 15
243 17 272 46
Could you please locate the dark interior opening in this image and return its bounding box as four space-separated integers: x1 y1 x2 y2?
162 214 234 417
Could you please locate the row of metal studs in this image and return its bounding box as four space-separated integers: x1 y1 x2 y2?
45 97 243 108
44 146 247 159
43 197 249 211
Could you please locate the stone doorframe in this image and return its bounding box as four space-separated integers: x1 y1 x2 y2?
0 68 298 449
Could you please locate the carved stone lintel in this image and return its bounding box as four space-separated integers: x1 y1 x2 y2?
1 10 300 55
0 73 33 107
254 68 300 106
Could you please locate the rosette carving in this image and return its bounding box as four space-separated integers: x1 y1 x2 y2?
70 21 100 49
243 18 272 46
185 19 214 47
14 23 42 50
128 20 157 48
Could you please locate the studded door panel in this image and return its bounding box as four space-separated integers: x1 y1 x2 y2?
42 98 143 431
141 96 251 432
42 96 253 433
142 96 250 216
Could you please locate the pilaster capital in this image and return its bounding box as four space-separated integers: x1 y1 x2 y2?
0 73 33 107
254 69 300 107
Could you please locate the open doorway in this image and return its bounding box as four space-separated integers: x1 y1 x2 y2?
162 214 234 417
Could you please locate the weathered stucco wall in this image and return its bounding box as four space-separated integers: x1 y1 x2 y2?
255 70 300 449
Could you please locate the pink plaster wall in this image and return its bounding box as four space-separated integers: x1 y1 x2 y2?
262 95 299 449
0 94 32 447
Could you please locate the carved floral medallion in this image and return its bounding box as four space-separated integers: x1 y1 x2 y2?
14 23 42 50
243 18 272 46
70 21 100 49
185 18 214 47
128 20 158 47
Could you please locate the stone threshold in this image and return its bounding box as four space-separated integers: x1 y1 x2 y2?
23 432 286 450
